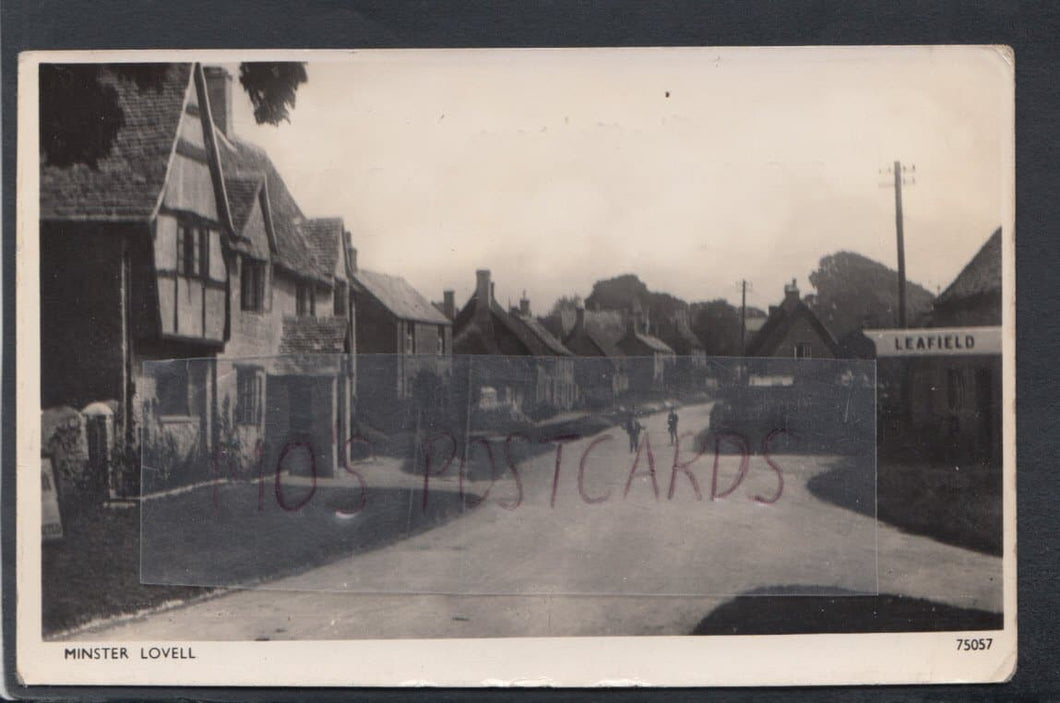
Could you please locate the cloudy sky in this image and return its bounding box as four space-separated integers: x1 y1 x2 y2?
226 47 1011 314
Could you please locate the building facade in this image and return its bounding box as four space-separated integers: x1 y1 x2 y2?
562 304 629 408
453 270 576 416
350 263 452 430
41 63 356 497
747 280 839 360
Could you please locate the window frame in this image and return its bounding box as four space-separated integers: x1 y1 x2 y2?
296 281 316 317
333 280 347 317
235 367 263 426
176 223 211 279
240 257 266 313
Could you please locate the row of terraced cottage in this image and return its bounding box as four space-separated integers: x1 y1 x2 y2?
39 63 706 501
40 63 1003 503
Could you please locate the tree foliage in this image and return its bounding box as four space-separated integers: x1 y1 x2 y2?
807 251 935 339
39 64 170 169
584 274 686 331
40 62 307 169
238 62 308 126
688 299 766 357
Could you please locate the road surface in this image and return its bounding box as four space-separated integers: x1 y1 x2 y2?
71 404 1002 640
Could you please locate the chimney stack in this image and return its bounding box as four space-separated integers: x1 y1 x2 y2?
475 269 492 310
443 290 455 320
202 66 233 138
347 235 358 273
574 303 586 334
519 290 530 316
783 278 800 307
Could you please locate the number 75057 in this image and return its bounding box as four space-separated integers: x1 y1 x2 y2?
956 637 993 651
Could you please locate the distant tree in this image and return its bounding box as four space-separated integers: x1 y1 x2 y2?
585 274 687 335
547 295 580 318
40 62 308 169
808 251 935 339
689 299 743 357
539 296 579 340
585 274 651 312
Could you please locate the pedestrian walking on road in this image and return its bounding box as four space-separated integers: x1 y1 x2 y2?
667 408 679 445
625 414 643 453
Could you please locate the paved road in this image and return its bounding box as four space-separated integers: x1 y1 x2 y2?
73 404 1002 641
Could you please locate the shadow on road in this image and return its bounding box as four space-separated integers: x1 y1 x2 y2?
691 586 1002 635
141 483 476 588
807 455 1002 556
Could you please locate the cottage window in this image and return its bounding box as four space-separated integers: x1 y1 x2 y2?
437 326 445 355
296 282 315 317
333 280 347 317
241 258 266 312
405 323 415 354
155 362 190 416
177 225 209 278
795 342 813 359
236 368 263 425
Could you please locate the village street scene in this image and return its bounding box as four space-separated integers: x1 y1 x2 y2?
38 55 1006 641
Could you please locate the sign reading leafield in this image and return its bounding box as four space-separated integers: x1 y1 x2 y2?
864 326 1002 357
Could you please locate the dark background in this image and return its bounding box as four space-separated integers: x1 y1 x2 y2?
4 0 1058 700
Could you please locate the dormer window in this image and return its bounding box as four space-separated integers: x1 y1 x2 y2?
296 281 315 317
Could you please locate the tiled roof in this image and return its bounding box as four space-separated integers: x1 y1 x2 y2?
565 326 622 358
657 315 704 356
300 218 345 280
510 313 573 356
279 316 348 354
453 292 571 357
935 228 1002 307
225 175 263 234
40 64 192 220
627 330 675 354
353 269 450 324
223 174 274 260
219 136 328 281
747 299 838 357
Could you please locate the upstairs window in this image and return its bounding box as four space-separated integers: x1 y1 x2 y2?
795 342 813 359
333 280 347 317
241 258 266 312
177 224 209 278
296 282 316 317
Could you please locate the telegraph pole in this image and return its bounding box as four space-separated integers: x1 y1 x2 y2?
739 279 748 356
881 161 915 327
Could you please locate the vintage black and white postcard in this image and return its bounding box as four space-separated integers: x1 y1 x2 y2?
15 46 1015 687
